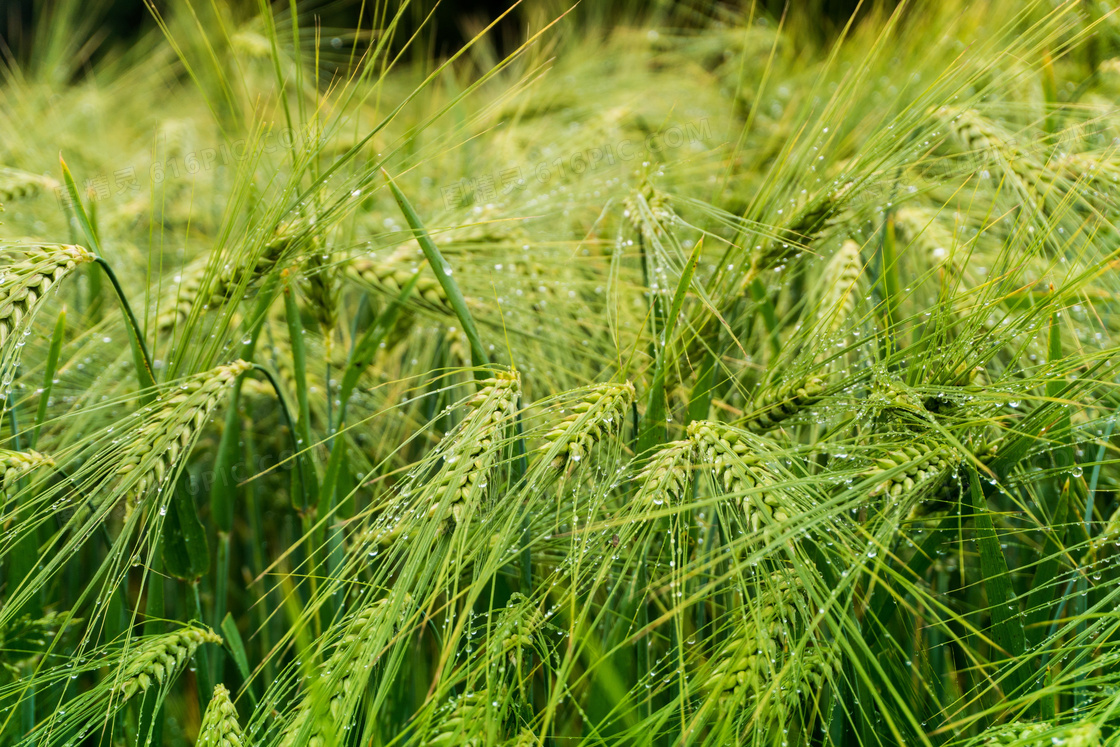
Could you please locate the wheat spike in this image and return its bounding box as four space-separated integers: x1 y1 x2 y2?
302 249 339 335
688 421 797 531
744 375 826 432
816 239 862 333
156 220 300 333
489 592 546 673
197 684 244 747
707 570 831 719
113 360 251 520
634 439 694 507
752 181 853 274
278 596 401 747
346 243 451 312
937 108 1051 207
0 449 55 491
0 167 58 205
539 381 635 469
114 625 221 700
505 729 540 747
623 182 674 244
1 244 95 349
865 438 957 521
422 688 499 747
427 370 521 527
893 208 956 266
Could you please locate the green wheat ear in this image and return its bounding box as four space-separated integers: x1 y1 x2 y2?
816 239 863 335
425 370 521 528
634 438 694 507
114 625 222 700
743 374 826 433
110 360 252 522
1 243 95 348
0 449 55 491
197 684 245 747
538 381 635 470
688 421 801 532
0 167 59 204
346 244 453 313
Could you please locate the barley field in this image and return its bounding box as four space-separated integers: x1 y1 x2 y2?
2 0 1120 744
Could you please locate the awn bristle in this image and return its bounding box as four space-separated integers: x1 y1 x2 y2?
0 449 55 491
114 625 221 700
197 684 244 747
539 381 635 470
114 360 251 520
1 244 95 348
744 375 826 433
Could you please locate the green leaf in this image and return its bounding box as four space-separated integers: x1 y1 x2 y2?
162 478 210 581
384 169 490 373
969 463 1027 697
32 308 66 447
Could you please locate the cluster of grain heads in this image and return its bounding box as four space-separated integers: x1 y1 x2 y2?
816 239 863 334
0 449 55 492
113 360 251 520
197 684 245 747
688 421 797 532
426 370 521 527
634 439 694 507
113 625 221 700
0 243 95 349
744 375 826 433
0 167 58 205
346 243 451 313
538 381 635 470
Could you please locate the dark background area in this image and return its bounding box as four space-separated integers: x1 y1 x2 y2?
1 0 875 68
